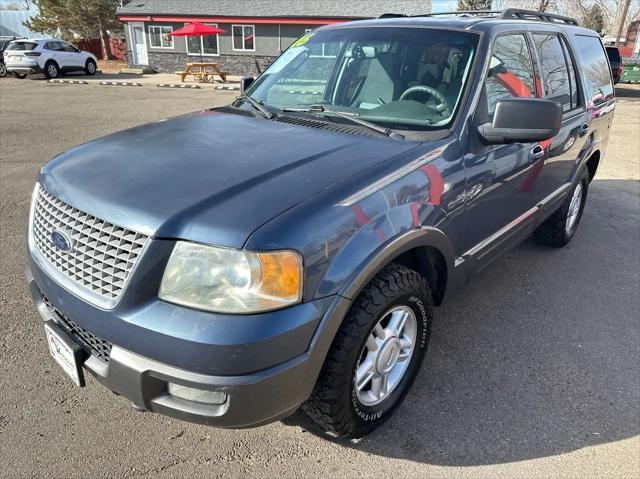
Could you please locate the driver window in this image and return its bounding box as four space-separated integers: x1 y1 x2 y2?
61 42 77 52
485 34 536 121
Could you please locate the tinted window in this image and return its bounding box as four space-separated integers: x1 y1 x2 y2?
576 36 614 105
560 37 579 109
6 42 38 51
485 34 536 120
533 34 573 111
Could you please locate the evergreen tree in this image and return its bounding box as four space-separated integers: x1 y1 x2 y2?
457 0 493 11
25 0 120 59
582 5 605 35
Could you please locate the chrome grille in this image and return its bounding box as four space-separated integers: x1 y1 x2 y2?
31 186 148 303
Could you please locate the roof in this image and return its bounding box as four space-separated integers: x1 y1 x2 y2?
329 13 595 36
0 10 46 38
117 0 431 19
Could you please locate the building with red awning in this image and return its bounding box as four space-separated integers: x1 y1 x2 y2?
117 0 431 75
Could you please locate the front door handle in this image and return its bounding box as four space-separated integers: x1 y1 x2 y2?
579 123 589 137
529 145 545 163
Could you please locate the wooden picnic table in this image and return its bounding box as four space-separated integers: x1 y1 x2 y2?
176 62 228 83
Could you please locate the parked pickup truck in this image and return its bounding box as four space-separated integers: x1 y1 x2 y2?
27 9 614 438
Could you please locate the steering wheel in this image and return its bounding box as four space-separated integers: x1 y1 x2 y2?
399 85 453 116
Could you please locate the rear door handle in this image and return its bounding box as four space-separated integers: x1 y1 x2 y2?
579 123 589 137
529 145 545 163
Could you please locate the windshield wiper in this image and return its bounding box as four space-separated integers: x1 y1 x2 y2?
281 105 404 139
236 94 274 119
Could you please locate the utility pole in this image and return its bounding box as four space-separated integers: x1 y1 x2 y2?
615 0 631 47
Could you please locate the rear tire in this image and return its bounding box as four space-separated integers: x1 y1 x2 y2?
12 72 27 79
85 59 97 75
44 61 59 79
302 263 433 438
534 167 589 247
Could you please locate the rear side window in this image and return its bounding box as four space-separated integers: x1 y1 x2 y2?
575 35 614 106
485 34 536 120
560 37 579 110
533 34 577 112
6 42 38 51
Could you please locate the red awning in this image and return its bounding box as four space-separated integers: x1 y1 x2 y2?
170 23 225 36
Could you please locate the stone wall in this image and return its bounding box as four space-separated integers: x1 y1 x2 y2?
145 52 277 77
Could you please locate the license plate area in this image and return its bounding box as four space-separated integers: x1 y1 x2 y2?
45 321 86 387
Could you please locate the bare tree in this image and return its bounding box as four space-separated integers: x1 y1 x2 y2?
20 0 37 9
538 0 553 11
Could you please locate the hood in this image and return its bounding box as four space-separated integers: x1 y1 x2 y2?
40 110 419 247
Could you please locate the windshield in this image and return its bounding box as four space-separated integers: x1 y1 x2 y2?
247 27 478 131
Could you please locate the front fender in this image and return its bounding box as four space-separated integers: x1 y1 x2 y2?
328 227 456 301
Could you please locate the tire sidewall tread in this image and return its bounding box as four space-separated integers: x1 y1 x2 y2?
534 168 589 247
303 263 433 438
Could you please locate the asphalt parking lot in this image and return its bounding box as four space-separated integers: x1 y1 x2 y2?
1 77 638 478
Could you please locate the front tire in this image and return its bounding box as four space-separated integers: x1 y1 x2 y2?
44 61 59 79
303 263 433 438
534 167 589 247
0 63 7 77
12 72 27 79
85 59 97 75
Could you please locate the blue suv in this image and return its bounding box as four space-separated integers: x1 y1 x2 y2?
27 10 615 438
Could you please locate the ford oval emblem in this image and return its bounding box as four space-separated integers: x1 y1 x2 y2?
51 229 73 253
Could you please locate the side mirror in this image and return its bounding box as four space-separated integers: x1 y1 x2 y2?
240 76 255 95
478 98 562 144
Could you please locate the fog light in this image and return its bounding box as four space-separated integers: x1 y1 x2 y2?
168 383 227 405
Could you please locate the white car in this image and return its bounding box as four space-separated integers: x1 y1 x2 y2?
4 38 97 79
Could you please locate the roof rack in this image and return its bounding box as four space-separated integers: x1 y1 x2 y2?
377 8 579 26
378 10 499 19
500 9 578 26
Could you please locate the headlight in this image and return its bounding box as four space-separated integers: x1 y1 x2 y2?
159 241 303 314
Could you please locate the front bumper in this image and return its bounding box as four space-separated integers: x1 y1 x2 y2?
28 261 351 428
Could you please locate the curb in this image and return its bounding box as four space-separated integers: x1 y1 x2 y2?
215 85 240 91
157 83 201 89
99 81 142 87
48 79 88 85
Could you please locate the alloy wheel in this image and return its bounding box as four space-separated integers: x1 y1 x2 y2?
565 182 583 234
354 305 417 406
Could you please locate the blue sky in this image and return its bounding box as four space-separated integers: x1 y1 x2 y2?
3 0 459 13
433 0 462 13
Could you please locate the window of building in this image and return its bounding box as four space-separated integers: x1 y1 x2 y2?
484 34 536 120
232 25 255 51
149 26 174 49
575 35 614 106
185 23 219 56
533 34 575 112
